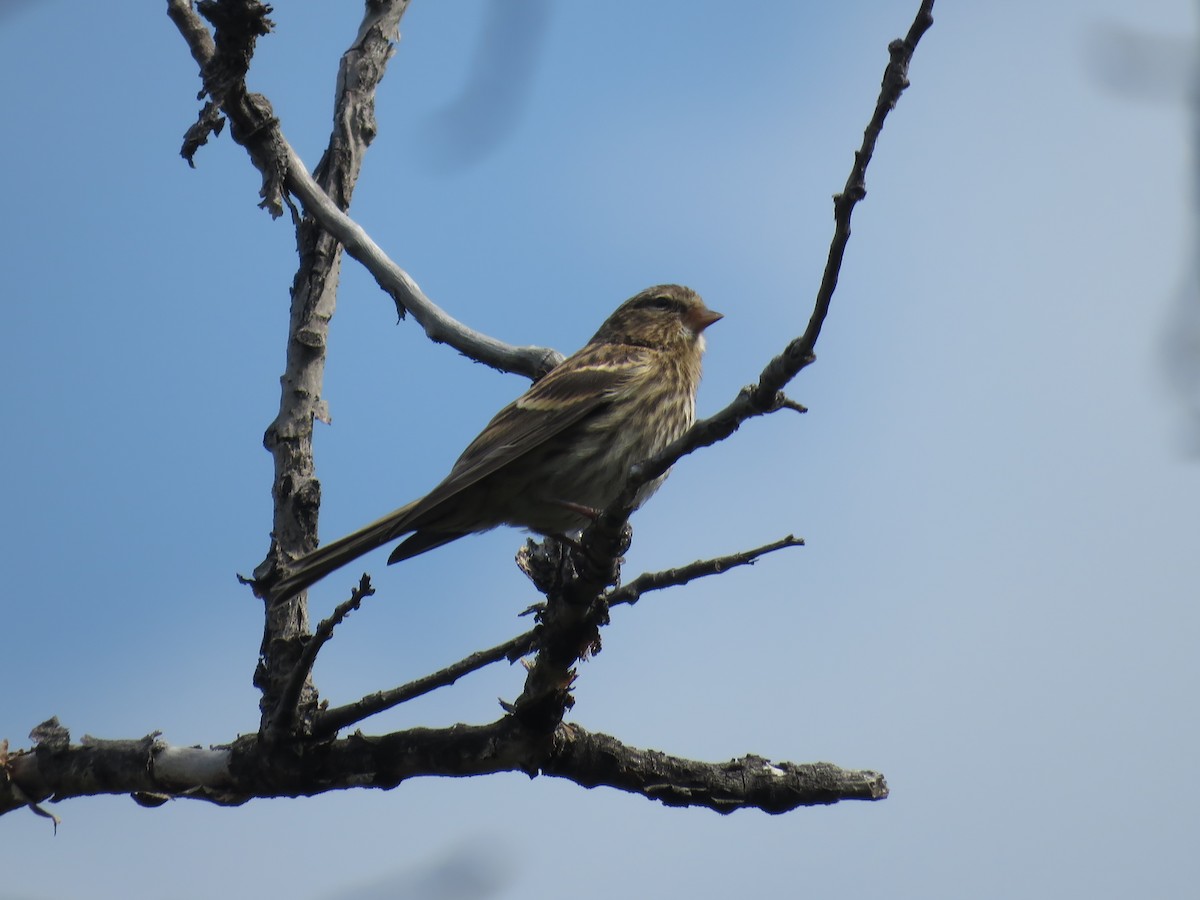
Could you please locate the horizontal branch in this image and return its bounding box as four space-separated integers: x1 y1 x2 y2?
607 534 805 607
1 718 885 820
545 724 887 813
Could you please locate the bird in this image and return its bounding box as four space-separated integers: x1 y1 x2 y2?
262 284 721 603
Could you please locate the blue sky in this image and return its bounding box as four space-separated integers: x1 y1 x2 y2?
2 2 1197 898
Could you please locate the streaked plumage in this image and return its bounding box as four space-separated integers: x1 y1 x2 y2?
263 284 720 602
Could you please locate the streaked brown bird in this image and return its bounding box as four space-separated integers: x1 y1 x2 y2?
264 284 721 602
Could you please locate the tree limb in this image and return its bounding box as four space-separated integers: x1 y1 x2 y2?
1 718 885 819
315 628 538 738
544 724 888 813
607 535 805 607
271 575 375 740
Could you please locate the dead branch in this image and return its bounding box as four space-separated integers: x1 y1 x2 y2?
607 535 806 607
2 718 885 819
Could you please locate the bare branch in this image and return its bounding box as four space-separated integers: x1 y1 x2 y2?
315 628 538 738
2 719 885 817
4 725 238 816
544 724 888 813
607 535 805 607
166 0 562 381
165 0 215 69
507 538 625 732
775 394 809 414
271 575 375 740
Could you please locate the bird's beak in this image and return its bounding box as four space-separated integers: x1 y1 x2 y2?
686 307 720 336
687 307 723 333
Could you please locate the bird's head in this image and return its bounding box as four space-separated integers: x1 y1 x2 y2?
591 284 723 352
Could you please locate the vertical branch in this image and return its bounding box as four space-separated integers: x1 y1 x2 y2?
249 2 412 737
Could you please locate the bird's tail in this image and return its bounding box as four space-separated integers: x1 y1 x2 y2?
264 502 418 603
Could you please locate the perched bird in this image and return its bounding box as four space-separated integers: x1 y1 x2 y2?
264 284 721 602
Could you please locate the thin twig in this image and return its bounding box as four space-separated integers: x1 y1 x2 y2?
272 576 374 739
314 628 539 737
776 395 808 414
607 535 805 607
7 781 60 833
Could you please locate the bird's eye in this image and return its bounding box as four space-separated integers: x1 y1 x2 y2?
650 296 674 311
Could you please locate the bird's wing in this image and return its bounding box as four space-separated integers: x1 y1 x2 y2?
400 342 651 527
